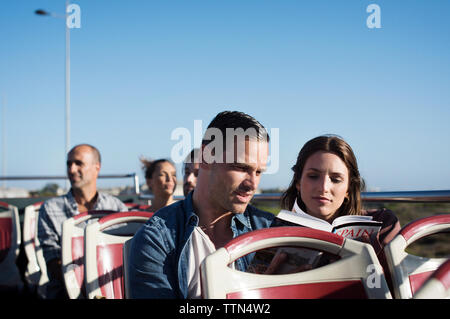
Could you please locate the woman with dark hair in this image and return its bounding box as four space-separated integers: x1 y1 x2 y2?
248 135 401 275
141 158 177 212
280 135 400 250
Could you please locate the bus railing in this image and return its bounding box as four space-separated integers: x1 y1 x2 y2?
1 173 449 204
0 173 141 195
162 190 450 203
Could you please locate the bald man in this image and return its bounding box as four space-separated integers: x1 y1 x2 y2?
37 144 127 298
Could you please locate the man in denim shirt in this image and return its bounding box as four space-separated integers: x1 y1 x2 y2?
128 111 275 298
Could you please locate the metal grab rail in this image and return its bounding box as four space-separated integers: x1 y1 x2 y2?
165 190 450 203
1 173 449 203
0 173 141 195
360 190 450 203
249 190 450 203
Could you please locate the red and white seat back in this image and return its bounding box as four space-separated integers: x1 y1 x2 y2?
0 201 23 290
414 258 450 299
23 202 48 296
84 211 153 299
200 227 392 299
62 210 116 299
384 214 450 299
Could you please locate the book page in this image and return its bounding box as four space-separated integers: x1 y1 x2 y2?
331 214 374 227
276 210 332 232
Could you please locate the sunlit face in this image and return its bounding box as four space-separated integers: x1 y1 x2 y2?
67 146 100 190
296 151 349 222
147 161 177 198
207 139 269 214
183 161 199 196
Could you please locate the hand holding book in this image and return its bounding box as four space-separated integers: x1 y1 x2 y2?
247 204 384 275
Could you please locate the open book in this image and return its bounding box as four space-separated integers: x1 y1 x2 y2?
246 203 382 275
276 208 382 239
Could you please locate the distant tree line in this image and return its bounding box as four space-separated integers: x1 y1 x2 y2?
29 183 61 197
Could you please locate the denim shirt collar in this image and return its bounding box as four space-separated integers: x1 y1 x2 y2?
182 191 252 230
233 210 252 229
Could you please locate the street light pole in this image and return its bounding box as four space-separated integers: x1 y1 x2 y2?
65 0 71 160
35 1 71 190
1 95 6 188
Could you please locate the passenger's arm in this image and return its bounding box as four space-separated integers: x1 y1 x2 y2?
127 220 179 299
37 204 62 263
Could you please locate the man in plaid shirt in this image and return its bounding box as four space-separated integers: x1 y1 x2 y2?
37 144 127 299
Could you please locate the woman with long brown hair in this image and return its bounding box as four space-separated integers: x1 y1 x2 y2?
280 135 400 249
247 135 401 275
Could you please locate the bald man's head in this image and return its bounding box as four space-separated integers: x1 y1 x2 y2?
66 144 101 190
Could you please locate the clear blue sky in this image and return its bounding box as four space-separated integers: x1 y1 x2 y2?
1 0 449 192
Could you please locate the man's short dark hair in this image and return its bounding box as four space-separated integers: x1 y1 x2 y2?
201 111 269 147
